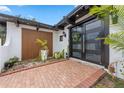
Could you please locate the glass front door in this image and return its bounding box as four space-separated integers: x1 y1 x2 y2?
71 25 82 58
70 19 104 65
85 20 103 64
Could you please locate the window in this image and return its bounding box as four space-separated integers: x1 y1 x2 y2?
59 35 63 41
72 51 81 58
72 44 81 49
86 20 102 30
0 22 6 46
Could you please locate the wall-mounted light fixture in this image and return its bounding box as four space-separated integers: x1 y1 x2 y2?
63 31 66 38
59 35 63 41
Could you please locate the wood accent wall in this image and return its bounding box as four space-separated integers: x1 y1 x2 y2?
22 28 53 60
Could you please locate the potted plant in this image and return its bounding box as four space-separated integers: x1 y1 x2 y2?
36 38 48 62
111 14 118 24
110 7 119 24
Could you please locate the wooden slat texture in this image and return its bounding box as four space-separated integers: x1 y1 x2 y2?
22 28 53 60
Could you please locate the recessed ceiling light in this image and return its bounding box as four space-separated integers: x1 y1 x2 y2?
76 14 79 17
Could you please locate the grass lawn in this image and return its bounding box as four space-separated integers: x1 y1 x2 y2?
94 74 124 88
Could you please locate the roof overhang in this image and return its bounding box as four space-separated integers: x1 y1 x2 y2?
0 13 58 31
55 5 92 30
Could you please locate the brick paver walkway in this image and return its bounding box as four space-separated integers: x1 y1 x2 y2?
0 60 106 88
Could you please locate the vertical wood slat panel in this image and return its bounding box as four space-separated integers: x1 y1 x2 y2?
22 28 53 60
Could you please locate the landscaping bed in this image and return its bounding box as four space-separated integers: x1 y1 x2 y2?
94 73 124 88
0 58 67 77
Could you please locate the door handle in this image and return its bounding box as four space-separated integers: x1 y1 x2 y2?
82 34 85 53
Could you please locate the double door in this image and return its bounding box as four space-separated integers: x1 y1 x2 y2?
70 19 105 65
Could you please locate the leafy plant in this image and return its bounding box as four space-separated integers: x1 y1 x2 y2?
105 31 124 51
4 62 14 70
53 52 61 59
60 49 64 58
97 31 124 51
35 38 48 50
9 56 19 63
4 56 19 70
35 38 48 61
97 31 124 80
89 5 119 21
53 49 65 59
72 32 81 42
93 5 124 81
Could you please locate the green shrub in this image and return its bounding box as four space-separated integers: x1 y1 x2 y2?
4 56 19 70
60 49 64 58
9 56 19 64
53 49 65 59
4 61 14 70
53 52 60 59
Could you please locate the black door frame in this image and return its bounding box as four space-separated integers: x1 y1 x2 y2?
69 16 109 68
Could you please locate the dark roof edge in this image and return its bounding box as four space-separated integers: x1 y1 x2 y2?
0 13 58 31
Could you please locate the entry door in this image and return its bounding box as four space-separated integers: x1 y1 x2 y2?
84 20 104 64
70 19 104 65
70 25 82 59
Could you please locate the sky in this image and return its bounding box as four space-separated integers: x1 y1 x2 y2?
0 5 75 25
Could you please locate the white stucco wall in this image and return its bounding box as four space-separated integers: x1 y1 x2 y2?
0 22 14 71
7 22 22 60
53 25 71 56
0 46 9 71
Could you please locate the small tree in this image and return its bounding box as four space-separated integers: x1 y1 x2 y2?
35 38 48 50
35 38 48 61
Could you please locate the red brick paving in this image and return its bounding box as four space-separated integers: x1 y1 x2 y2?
0 60 106 88
0 59 67 77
